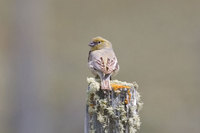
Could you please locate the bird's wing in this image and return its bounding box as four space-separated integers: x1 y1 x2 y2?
89 49 118 75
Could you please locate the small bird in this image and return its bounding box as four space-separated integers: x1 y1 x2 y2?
88 36 119 90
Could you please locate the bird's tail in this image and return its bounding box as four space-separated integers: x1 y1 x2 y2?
101 74 111 90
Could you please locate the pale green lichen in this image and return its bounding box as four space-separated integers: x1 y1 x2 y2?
118 105 127 122
119 121 125 133
106 107 116 119
86 77 143 133
89 123 95 133
89 129 96 133
97 112 105 123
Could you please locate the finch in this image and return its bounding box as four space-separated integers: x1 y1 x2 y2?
88 36 119 90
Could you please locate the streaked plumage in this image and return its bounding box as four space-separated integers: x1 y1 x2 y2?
88 36 119 90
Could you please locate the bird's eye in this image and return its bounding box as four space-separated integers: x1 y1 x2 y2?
98 41 101 43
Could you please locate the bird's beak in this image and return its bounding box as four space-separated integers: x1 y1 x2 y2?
89 42 95 47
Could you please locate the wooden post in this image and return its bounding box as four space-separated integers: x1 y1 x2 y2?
85 78 143 133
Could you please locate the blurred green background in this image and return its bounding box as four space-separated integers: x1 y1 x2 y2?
0 0 200 133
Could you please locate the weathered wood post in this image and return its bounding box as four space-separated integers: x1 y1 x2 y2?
85 78 143 133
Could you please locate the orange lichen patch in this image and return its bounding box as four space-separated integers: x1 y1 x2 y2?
90 104 94 107
125 99 128 104
124 89 132 104
111 84 132 104
127 89 131 102
111 84 131 91
89 94 95 107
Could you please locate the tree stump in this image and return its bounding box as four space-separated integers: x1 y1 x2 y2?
85 78 143 133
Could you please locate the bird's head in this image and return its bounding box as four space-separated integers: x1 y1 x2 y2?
89 36 112 51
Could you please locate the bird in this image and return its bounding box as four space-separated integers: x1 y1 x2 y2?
88 36 119 90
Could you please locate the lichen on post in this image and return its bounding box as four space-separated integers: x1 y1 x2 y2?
85 77 143 133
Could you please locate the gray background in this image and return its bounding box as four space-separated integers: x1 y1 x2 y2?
0 0 200 133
